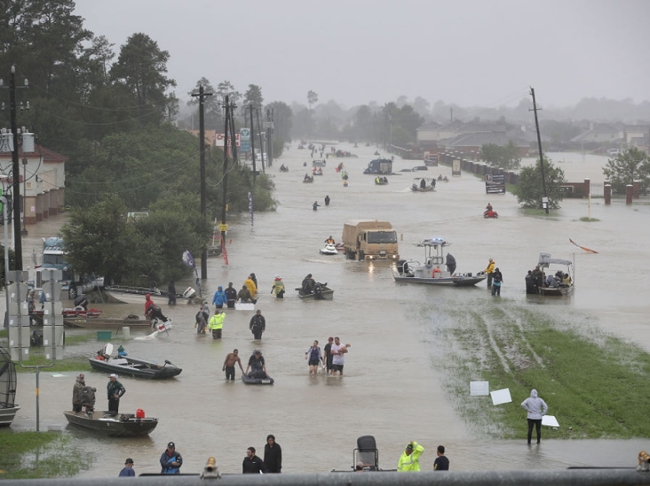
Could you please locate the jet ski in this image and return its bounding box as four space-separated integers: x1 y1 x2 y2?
320 243 338 255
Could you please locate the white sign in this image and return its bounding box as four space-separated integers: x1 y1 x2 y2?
214 133 241 147
490 388 512 405
470 381 490 396
542 415 560 427
240 128 251 139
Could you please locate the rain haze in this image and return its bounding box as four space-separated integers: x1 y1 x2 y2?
74 0 650 108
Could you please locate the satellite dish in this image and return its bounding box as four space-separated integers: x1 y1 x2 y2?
104 343 114 356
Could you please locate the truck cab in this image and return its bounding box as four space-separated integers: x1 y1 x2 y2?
342 220 399 261
363 158 393 175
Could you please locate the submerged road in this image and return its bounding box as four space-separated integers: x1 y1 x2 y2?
8 142 650 476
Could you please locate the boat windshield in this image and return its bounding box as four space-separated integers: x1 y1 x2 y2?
368 231 397 244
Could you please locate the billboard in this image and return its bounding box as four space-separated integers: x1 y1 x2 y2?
239 128 251 153
215 133 241 147
485 174 506 194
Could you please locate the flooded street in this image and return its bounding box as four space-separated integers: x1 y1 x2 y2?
9 142 650 475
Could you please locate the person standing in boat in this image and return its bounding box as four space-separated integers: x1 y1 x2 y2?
446 253 456 275
271 276 285 298
72 374 87 412
212 286 227 310
483 258 496 288
225 282 238 308
107 374 125 414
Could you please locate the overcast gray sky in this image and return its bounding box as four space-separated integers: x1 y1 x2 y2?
74 0 650 109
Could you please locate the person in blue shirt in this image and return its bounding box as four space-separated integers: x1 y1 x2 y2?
118 458 135 477
212 286 227 310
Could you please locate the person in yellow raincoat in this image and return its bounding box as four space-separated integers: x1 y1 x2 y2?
483 258 495 288
244 275 258 299
397 441 424 472
208 310 225 340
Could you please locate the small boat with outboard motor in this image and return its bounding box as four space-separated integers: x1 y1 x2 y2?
535 253 575 296
296 282 334 300
411 177 436 192
64 409 158 437
393 238 487 286
89 343 182 379
63 385 158 437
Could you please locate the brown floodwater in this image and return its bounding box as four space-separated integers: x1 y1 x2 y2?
7 141 650 476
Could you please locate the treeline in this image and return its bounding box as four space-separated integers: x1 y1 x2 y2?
0 0 275 284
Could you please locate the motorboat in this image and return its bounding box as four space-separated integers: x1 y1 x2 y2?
64 410 158 437
374 177 388 185
89 343 182 379
320 244 338 255
0 346 19 426
392 238 487 286
536 253 574 296
242 373 274 385
296 283 334 300
64 314 151 330
303 175 314 183
411 178 436 192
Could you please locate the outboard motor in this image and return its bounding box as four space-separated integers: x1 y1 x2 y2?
314 283 324 300
74 294 88 311
80 386 96 412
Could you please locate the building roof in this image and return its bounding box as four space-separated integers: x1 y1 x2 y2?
441 132 529 148
416 121 442 131
0 143 68 163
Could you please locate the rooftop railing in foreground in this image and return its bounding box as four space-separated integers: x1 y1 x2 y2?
2 468 650 486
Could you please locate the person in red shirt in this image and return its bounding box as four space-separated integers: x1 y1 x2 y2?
144 294 168 324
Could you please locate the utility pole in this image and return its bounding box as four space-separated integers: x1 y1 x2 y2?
191 85 213 280
0 66 29 270
255 108 265 173
249 104 257 184
220 96 231 258
530 87 549 214
267 108 274 167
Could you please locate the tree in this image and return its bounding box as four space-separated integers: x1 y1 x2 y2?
243 84 264 108
307 90 318 111
292 108 313 139
217 80 240 104
602 147 650 194
266 101 292 142
480 141 521 170
110 33 176 121
187 78 221 129
515 158 565 209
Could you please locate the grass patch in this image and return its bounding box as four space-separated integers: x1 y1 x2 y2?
579 217 600 222
0 431 93 479
15 354 91 373
437 304 650 439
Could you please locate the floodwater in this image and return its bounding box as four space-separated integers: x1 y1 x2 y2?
8 141 650 476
